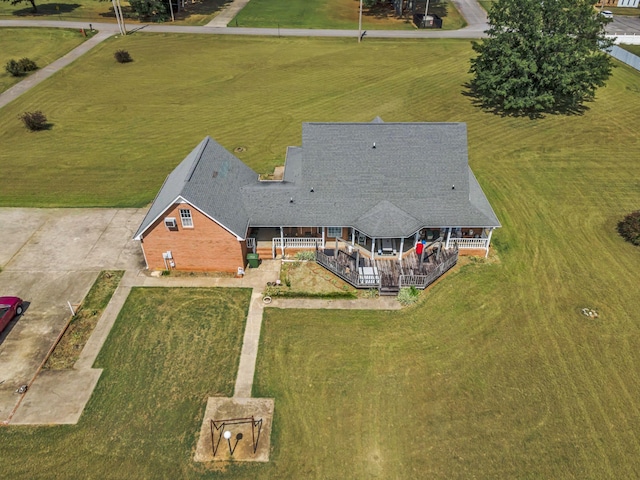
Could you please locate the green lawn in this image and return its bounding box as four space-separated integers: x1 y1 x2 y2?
0 287 250 478
620 44 640 56
0 36 639 477
0 0 231 26
233 0 465 30
0 28 87 94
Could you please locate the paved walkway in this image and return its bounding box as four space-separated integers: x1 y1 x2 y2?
206 0 251 27
0 30 113 110
10 256 401 423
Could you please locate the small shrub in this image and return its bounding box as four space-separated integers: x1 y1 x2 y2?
295 251 316 261
397 286 420 306
114 50 133 63
5 59 21 76
618 210 640 246
5 57 37 77
19 111 48 131
362 289 379 299
18 57 38 72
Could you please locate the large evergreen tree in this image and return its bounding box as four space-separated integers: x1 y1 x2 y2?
469 0 614 114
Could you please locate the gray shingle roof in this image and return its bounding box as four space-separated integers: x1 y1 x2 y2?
134 137 257 239
135 122 500 241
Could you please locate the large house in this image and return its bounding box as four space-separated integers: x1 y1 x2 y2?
134 119 500 291
600 0 639 7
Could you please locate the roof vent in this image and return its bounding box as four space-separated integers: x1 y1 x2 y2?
452 185 455 190
310 187 314 193
372 142 376 149
290 197 294 203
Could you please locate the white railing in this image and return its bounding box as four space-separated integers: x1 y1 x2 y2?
451 238 489 249
246 237 256 253
272 237 322 249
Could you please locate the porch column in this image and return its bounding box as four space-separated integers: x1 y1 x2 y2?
414 231 420 247
398 237 404 261
280 226 285 257
371 237 376 258
322 227 326 248
485 228 494 258
445 227 452 249
351 228 355 246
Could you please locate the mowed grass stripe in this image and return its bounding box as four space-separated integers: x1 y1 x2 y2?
0 28 87 94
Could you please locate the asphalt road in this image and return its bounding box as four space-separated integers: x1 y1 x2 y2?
608 14 640 35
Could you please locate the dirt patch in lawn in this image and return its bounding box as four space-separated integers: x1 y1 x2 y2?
277 261 359 297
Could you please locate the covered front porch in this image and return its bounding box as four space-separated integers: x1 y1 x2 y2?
247 226 494 259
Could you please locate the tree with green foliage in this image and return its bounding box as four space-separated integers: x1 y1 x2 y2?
1 0 38 13
128 0 169 21
469 0 613 115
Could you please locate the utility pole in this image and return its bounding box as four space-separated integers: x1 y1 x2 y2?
358 0 363 43
112 0 126 35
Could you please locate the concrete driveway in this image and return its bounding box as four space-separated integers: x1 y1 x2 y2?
0 208 145 423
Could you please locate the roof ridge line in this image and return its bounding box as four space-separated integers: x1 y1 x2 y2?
185 136 210 183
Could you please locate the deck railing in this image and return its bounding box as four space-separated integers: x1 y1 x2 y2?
398 249 458 290
315 246 458 293
451 238 488 249
315 250 381 288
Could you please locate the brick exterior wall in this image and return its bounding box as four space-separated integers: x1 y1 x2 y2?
140 203 247 273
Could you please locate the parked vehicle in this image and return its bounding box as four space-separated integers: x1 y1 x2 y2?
600 10 613 19
0 296 23 334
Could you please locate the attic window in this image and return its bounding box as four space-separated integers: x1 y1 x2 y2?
180 209 193 228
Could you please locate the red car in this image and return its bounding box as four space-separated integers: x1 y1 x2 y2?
0 296 23 334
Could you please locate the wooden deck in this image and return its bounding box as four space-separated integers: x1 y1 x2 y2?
315 245 458 295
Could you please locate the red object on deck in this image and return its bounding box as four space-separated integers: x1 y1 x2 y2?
416 242 424 255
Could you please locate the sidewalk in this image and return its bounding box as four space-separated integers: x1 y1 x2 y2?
0 30 113 110
8 260 401 423
206 0 251 27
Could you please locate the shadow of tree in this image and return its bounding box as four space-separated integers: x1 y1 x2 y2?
462 82 590 119
11 3 81 16
429 1 448 18
99 0 233 22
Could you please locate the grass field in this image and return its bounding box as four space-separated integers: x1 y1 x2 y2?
233 0 465 30
0 35 639 477
0 28 87 93
0 0 118 23
0 0 234 25
0 0 230 25
621 44 640 55
0 287 250 478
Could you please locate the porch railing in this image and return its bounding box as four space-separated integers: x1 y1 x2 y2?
451 238 488 249
398 249 458 290
246 237 256 253
272 237 322 249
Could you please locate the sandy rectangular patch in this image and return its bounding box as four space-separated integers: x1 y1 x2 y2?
194 397 274 463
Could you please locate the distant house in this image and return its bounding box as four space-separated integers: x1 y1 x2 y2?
600 0 639 7
134 119 500 291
